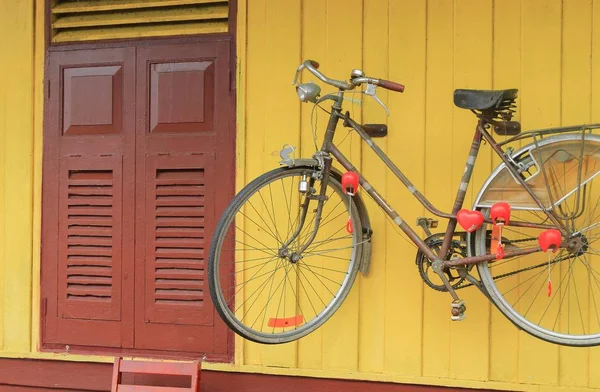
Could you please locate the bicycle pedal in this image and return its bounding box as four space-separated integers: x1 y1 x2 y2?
450 300 466 321
416 217 438 237
416 217 438 228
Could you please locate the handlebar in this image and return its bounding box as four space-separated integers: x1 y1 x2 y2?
294 59 405 93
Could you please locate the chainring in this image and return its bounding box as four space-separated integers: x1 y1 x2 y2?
415 233 470 292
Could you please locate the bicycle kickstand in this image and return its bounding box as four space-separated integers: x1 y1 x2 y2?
431 259 466 321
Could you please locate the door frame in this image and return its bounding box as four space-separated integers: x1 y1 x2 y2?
40 1 237 363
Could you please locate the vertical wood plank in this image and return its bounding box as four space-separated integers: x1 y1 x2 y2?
31 0 45 352
320 0 363 372
358 0 389 374
0 0 34 353
296 0 328 369
422 0 454 378
559 0 593 387
258 0 302 368
587 0 600 388
488 0 522 382
0 1 6 351
519 0 562 384
243 0 267 366
233 0 248 370
449 0 493 381
382 0 427 377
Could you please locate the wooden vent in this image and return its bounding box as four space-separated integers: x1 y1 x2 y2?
67 169 114 301
154 168 205 307
51 0 229 43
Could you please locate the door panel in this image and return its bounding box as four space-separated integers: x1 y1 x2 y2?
43 48 135 348
134 41 232 354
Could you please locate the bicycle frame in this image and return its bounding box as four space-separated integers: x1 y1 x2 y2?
316 95 564 268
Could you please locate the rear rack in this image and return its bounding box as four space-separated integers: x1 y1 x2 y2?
497 123 600 147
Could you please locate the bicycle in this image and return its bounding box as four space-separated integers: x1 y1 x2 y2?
207 59 600 346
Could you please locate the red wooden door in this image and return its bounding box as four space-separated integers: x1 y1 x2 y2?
42 47 136 348
42 40 234 358
134 41 233 354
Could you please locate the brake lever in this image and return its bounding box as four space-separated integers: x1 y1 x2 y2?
292 64 305 85
364 83 389 116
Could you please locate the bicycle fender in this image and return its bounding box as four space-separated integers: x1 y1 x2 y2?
329 167 373 277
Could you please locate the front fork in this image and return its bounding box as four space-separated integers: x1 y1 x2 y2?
279 157 333 261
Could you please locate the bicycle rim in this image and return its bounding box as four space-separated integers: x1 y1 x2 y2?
208 167 362 344
476 135 600 346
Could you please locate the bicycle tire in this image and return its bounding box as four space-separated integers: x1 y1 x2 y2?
474 134 600 346
207 166 363 344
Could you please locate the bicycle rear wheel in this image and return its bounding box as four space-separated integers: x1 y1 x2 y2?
474 134 600 346
207 166 363 344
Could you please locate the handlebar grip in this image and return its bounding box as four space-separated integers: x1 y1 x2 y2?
308 60 320 69
378 79 405 93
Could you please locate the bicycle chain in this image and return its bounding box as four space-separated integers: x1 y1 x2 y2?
418 234 562 291
423 236 561 291
454 249 572 290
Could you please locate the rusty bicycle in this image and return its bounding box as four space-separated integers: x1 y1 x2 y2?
208 60 600 346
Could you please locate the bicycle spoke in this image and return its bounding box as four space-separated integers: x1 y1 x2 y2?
235 226 279 257
258 188 283 244
233 239 278 257
239 208 281 244
253 263 287 329
272 263 289 333
572 256 586 334
247 198 282 245
299 260 339 298
537 258 573 325
225 256 279 303
296 265 328 307
302 253 352 262
238 258 284 316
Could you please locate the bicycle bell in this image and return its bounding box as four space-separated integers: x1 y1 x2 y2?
296 82 321 103
350 69 365 79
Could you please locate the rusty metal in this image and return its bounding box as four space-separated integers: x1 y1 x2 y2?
438 120 484 259
496 122 600 147
443 246 542 267
327 143 440 262
479 126 569 236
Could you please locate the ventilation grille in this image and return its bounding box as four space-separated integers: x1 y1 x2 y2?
154 168 205 306
66 169 114 301
51 0 229 43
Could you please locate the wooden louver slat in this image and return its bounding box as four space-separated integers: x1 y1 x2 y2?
66 170 114 301
51 0 229 43
153 168 205 307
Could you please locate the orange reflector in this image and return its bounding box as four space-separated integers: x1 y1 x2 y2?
268 315 304 328
490 224 501 256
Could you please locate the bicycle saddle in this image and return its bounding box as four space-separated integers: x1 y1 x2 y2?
453 89 518 111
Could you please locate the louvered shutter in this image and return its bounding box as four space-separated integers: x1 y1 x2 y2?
145 155 213 325
42 47 136 348
50 0 229 43
134 41 233 354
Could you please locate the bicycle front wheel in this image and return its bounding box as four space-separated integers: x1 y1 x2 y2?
207 166 363 344
474 134 600 346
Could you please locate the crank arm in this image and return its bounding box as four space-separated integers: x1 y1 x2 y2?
432 259 461 301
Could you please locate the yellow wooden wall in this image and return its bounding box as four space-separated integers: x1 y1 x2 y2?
0 0 37 354
2 0 600 391
232 0 600 391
